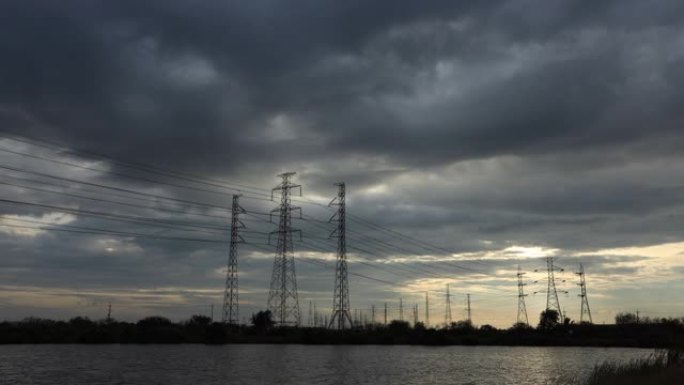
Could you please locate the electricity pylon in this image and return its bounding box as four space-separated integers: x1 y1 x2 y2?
576 263 593 323
444 284 452 326
516 265 529 326
425 292 430 327
222 194 244 324
413 304 419 325
399 297 404 321
308 301 313 327
328 182 353 329
535 256 566 320
466 294 472 324
267 172 302 326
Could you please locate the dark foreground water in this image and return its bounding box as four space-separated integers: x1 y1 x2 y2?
0 344 652 385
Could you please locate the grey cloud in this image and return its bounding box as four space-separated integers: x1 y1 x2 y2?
1 0 683 322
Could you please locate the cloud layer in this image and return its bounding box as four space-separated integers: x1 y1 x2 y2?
1 0 684 325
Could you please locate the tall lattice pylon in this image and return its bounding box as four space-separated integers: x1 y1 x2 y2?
328 182 353 329
399 297 404 321
222 194 244 324
466 294 472 324
267 172 302 326
444 284 452 326
576 263 593 323
425 292 429 327
516 265 529 326
541 256 565 320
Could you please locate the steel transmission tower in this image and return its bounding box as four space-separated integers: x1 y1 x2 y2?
222 194 244 324
399 297 404 321
267 172 302 326
444 284 452 326
537 256 566 320
516 265 529 326
384 303 388 325
308 301 313 327
576 263 593 323
328 183 353 329
466 294 472 324
425 292 429 327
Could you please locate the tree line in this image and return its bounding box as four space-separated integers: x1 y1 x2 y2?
1 309 683 347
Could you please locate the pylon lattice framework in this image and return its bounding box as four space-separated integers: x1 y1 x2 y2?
517 265 529 326
577 263 593 323
444 284 452 326
466 294 472 324
425 292 429 327
328 182 353 329
222 194 244 324
543 256 566 320
267 172 302 325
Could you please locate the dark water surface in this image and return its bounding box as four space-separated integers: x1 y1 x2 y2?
0 344 651 385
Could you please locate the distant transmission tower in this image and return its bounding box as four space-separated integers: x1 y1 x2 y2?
222 194 244 324
576 263 593 323
267 172 302 326
308 301 313 327
328 182 353 329
399 297 404 321
384 303 388 325
314 303 319 326
516 265 529 326
444 284 452 326
536 256 566 320
466 294 472 324
425 292 429 327
413 304 419 325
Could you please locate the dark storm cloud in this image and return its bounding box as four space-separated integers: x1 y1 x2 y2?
3 0 682 171
1 0 684 321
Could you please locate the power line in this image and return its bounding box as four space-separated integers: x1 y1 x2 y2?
0 198 230 236
0 222 227 244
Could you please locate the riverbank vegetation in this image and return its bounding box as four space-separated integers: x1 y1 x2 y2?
1 310 683 346
566 349 684 385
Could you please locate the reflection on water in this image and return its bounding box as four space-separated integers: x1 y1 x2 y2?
0 344 651 385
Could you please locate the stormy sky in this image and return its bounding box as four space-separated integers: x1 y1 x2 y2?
1 0 684 327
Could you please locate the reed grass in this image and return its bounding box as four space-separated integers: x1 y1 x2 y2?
578 349 684 385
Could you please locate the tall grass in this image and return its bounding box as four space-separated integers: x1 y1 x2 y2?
579 349 684 385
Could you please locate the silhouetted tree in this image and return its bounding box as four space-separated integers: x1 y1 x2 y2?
136 316 181 342
538 309 560 330
187 314 212 326
511 322 533 330
137 316 172 328
388 320 411 333
615 312 638 324
69 316 95 328
251 310 274 330
449 320 475 331
480 324 497 332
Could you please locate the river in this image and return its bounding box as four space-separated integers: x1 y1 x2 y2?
0 344 653 385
